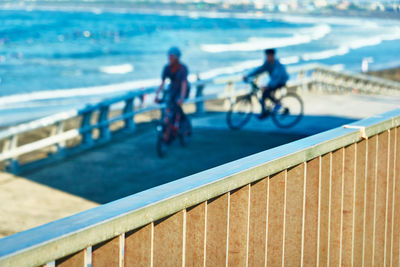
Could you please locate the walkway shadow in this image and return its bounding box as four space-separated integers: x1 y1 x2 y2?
23 114 356 204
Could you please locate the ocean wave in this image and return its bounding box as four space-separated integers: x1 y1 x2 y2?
0 78 160 106
99 64 134 74
201 24 331 53
280 56 300 65
300 26 400 62
348 27 400 49
196 60 262 80
0 56 296 107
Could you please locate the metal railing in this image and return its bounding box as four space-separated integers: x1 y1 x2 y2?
0 63 399 173
310 64 400 95
0 108 399 266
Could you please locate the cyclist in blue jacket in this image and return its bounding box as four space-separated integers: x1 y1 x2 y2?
244 48 289 119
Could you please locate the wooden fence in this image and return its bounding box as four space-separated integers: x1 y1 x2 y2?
0 108 399 266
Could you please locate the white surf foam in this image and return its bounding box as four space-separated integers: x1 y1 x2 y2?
300 26 400 62
196 60 262 80
0 78 160 106
201 24 331 53
99 64 134 74
302 46 350 61
348 27 400 50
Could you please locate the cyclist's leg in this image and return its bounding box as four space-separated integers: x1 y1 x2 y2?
260 86 277 114
167 99 181 128
174 102 186 127
264 84 281 105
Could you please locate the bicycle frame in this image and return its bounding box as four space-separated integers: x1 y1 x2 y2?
159 104 181 141
245 80 276 112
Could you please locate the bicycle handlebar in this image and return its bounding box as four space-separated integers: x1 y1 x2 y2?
243 77 260 92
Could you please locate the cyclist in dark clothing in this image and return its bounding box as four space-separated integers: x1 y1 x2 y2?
244 48 289 119
155 47 190 124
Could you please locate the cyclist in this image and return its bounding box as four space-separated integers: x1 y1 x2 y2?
155 46 190 126
243 48 289 119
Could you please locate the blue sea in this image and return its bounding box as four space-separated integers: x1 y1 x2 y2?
1 6 400 125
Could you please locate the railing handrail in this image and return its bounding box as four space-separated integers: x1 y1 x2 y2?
313 64 400 88
0 89 153 140
0 108 399 267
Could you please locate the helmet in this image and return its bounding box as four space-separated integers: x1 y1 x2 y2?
167 46 181 58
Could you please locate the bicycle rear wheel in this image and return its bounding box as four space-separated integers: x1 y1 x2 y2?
179 117 192 146
226 96 253 130
156 126 168 158
272 93 303 128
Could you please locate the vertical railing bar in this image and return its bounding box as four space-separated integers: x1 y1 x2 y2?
120 234 124 267
50 123 57 138
2 138 10 153
397 128 400 267
246 184 251 267
316 156 322 267
87 246 92 267
182 209 186 267
7 134 19 172
80 111 93 146
264 178 270 267
150 222 154 267
301 162 307 267
85 247 88 267
203 201 207 267
123 97 135 131
55 121 66 154
225 192 231 267
351 143 358 266
390 128 397 267
327 152 333 266
57 121 65 145
339 148 345 266
372 134 379 266
10 135 18 154
384 130 391 267
98 104 111 141
362 139 369 267
282 170 288 267
195 78 205 115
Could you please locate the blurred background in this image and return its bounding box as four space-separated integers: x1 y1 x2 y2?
0 0 399 125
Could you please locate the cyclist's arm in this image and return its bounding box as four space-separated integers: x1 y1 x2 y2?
178 80 188 105
246 62 268 79
177 66 189 105
155 79 165 102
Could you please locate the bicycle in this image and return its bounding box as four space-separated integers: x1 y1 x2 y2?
156 99 192 158
226 79 303 129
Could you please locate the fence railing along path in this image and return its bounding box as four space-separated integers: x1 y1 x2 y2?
0 63 399 173
0 108 399 266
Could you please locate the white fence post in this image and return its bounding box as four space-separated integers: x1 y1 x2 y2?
4 135 19 173
80 111 94 146
123 97 135 132
99 104 111 141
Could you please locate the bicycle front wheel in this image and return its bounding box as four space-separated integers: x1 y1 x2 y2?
272 93 303 128
226 96 253 130
156 130 168 158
